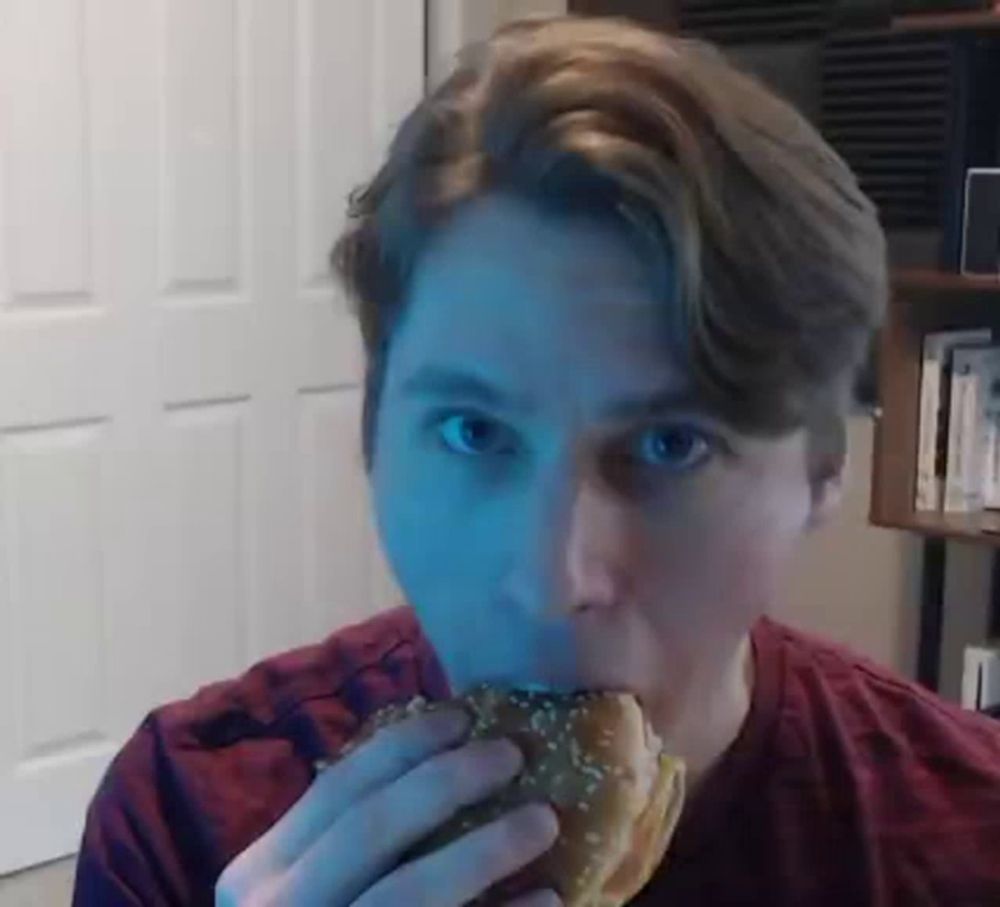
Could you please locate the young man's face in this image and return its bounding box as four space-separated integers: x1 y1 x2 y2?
370 191 835 716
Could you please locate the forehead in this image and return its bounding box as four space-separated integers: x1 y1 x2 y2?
387 192 687 408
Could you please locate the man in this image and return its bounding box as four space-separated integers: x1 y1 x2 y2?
73 15 1000 906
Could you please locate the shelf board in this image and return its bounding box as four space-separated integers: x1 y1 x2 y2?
893 8 1000 33
874 510 1000 545
892 268 1000 296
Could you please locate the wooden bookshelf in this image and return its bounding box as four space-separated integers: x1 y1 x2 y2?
870 270 1000 544
893 7 1000 34
894 269 1000 295
878 511 1000 544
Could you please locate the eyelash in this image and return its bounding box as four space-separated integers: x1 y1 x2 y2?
431 409 722 471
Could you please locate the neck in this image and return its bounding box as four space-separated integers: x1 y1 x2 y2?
651 632 755 797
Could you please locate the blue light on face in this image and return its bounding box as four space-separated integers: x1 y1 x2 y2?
435 409 716 474
435 410 518 457
634 425 712 471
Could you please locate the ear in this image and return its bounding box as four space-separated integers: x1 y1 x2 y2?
805 444 847 532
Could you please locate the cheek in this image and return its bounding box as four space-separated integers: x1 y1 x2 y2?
374 482 447 599
372 444 495 611
640 469 810 629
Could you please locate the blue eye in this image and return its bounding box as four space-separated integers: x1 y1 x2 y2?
436 412 513 456
634 425 712 471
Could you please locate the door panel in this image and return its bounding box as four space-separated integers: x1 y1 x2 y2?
0 0 417 873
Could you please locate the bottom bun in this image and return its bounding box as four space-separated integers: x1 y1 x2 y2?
598 746 686 906
363 686 686 906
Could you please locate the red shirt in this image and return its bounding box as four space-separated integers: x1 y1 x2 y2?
73 606 1000 906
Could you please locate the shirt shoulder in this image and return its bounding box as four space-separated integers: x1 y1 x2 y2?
764 618 1000 901
153 604 438 751
73 605 446 907
769 617 1000 769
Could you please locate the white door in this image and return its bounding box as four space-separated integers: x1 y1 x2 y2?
0 0 417 874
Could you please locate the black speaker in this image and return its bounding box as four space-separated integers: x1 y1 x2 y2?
962 169 1000 275
673 3 1000 273
821 29 1000 271
671 0 1000 407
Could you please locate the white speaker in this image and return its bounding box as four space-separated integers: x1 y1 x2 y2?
961 644 1000 712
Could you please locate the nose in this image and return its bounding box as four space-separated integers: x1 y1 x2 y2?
503 458 636 622
561 479 636 614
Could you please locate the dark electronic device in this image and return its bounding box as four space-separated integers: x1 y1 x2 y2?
671 0 1000 406
962 169 1000 275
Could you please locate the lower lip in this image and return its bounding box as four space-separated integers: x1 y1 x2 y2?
517 682 559 693
493 681 595 697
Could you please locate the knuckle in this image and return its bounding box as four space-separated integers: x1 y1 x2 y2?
395 724 445 765
365 716 449 773
424 748 474 793
445 746 499 798
495 813 532 863
353 795 394 856
401 710 466 757
354 869 436 907
482 807 551 869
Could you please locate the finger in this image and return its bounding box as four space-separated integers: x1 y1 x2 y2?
235 707 470 876
282 738 528 904
505 890 564 907
355 803 560 907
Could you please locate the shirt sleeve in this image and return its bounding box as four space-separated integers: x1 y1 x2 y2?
72 718 191 907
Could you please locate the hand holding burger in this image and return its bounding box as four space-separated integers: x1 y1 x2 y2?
217 681 684 907
353 685 686 906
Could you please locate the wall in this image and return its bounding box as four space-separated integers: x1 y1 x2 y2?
427 0 568 87
782 415 995 699
940 540 995 701
780 416 923 676
0 858 75 907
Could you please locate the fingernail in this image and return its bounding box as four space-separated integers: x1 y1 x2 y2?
505 888 563 907
429 707 471 740
489 738 525 773
510 803 559 848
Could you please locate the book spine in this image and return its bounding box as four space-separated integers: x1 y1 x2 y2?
965 353 987 512
982 414 997 507
984 353 1000 509
945 354 974 512
989 413 1000 509
916 338 942 511
933 330 991 510
961 647 985 710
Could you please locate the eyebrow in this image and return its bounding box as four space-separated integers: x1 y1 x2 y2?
399 365 705 421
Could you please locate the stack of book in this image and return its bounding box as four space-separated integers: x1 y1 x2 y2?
915 328 1000 515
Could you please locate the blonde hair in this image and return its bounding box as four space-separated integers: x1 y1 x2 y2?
332 15 888 471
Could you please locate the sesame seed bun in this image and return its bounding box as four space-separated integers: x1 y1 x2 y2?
362 686 686 906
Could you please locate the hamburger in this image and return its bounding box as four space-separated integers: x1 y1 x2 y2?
340 685 686 906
